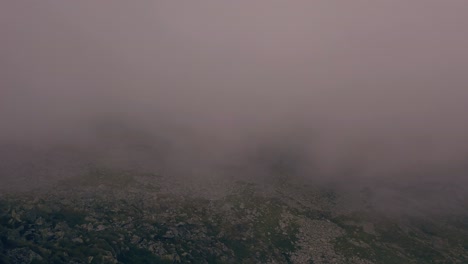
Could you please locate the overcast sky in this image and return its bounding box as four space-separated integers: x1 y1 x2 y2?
1 1 468 184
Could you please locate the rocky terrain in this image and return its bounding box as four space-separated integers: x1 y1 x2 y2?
1 166 467 263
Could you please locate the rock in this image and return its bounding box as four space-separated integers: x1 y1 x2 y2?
72 237 84 243
131 235 141 244
6 248 42 264
163 230 175 239
11 209 21 222
35 217 44 225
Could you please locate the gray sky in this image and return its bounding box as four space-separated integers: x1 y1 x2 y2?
1 1 468 185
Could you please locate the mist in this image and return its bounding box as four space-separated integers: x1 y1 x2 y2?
1 1 468 195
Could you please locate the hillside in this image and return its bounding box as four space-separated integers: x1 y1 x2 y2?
1 166 467 263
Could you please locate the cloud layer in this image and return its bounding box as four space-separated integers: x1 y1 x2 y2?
1 1 468 189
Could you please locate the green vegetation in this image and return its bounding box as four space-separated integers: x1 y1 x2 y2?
117 246 170 264
331 213 466 264
0 169 466 263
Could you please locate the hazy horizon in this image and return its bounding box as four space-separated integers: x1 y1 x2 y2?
1 1 468 192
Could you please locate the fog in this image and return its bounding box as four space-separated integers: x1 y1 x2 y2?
1 1 468 195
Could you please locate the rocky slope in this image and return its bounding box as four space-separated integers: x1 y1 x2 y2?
0 166 467 263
